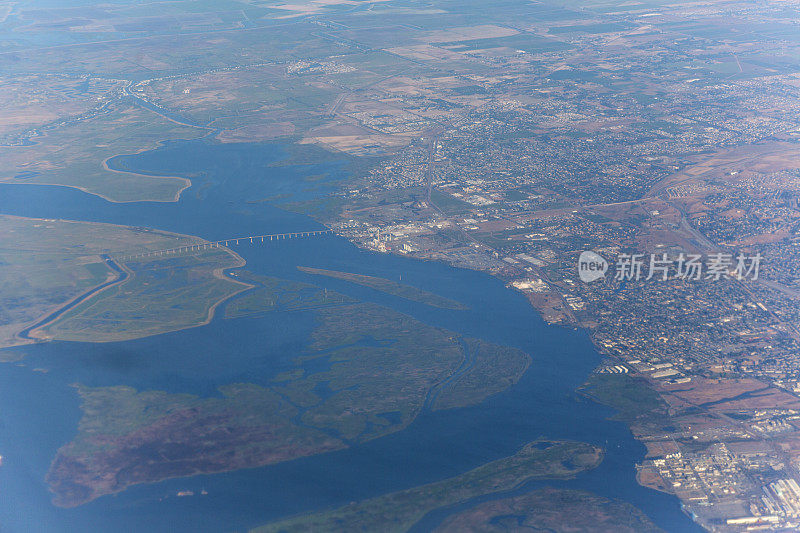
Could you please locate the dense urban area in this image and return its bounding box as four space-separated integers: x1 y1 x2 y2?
298 2 800 530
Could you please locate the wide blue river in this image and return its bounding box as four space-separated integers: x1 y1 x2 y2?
0 140 701 532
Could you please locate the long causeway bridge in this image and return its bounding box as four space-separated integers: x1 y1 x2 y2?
117 229 333 261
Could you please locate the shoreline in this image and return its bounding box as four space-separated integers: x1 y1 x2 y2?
0 180 698 531
0 177 189 204
101 152 192 203
0 213 248 349
327 226 698 525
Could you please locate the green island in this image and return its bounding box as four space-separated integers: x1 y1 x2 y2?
252 440 604 533
429 337 530 411
46 284 531 507
297 266 469 310
34 248 249 343
434 487 662 533
0 214 246 350
224 271 357 319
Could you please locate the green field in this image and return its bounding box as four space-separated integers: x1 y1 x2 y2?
0 104 205 202
0 215 242 349
37 248 248 342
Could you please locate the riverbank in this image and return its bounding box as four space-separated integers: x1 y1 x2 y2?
0 213 248 348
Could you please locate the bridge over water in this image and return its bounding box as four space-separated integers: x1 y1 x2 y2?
117 229 333 261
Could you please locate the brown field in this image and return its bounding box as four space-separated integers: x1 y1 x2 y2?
526 293 573 325
643 440 681 458
657 377 800 412
419 25 519 44
637 465 673 493
0 75 125 138
300 131 413 156
649 141 800 195
216 123 297 143
385 45 473 63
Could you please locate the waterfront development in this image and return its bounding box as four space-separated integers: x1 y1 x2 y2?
0 141 696 531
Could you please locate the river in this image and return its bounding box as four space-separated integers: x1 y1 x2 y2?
0 139 701 532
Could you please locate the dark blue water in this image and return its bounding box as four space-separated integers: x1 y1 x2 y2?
0 140 701 532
